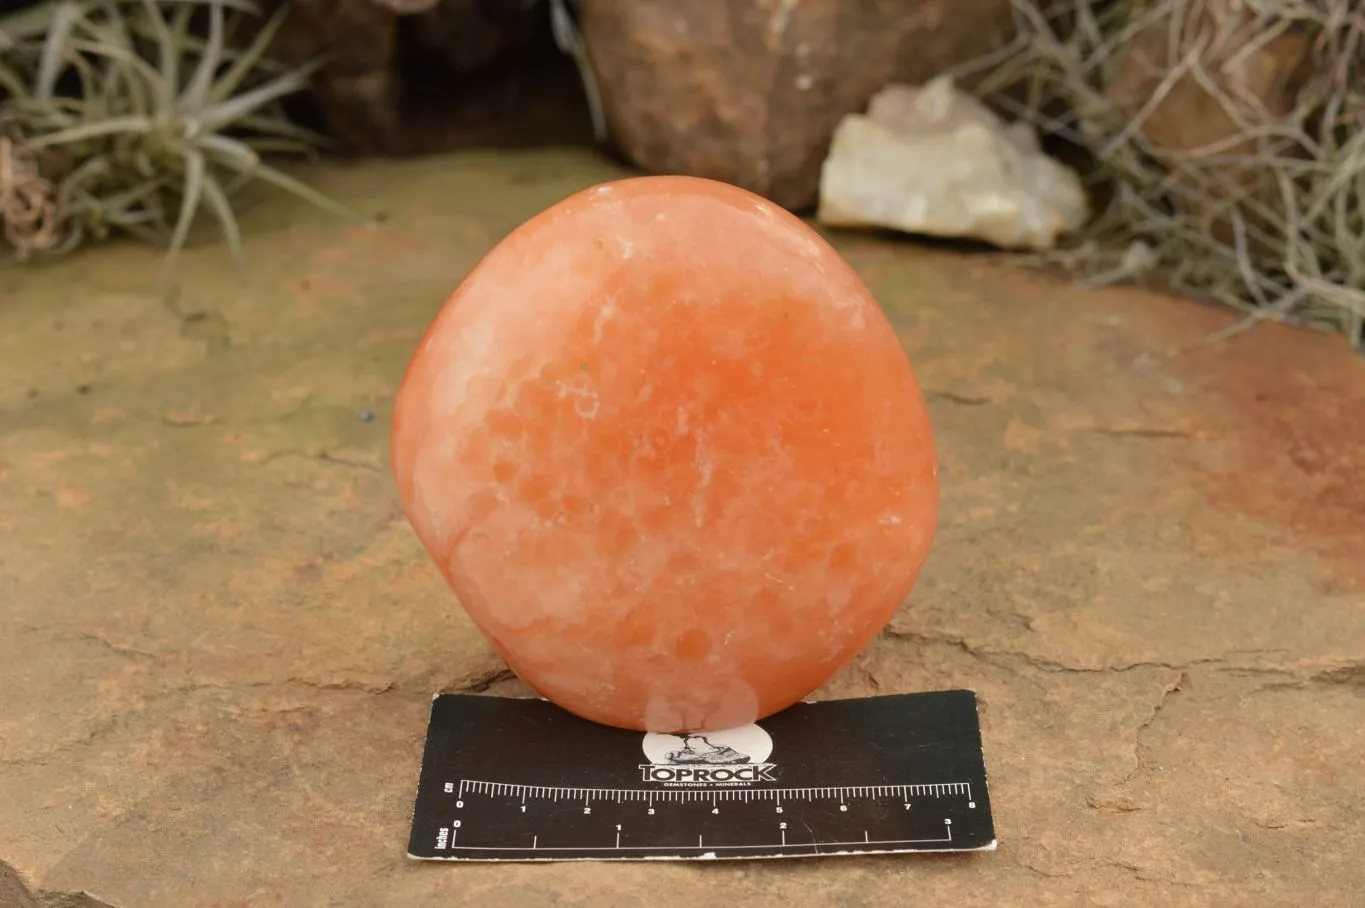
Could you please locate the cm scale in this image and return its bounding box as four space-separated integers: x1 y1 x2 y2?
408 690 995 861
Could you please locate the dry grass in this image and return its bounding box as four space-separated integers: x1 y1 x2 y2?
953 0 1365 350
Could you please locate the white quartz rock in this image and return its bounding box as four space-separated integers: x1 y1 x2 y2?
816 75 1089 251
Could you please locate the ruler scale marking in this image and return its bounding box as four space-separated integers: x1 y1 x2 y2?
451 779 976 802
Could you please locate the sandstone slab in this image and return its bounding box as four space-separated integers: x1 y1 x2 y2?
0 149 1362 907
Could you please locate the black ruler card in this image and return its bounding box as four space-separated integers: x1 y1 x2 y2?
407 689 995 862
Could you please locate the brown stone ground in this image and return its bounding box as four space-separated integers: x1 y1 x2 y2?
1 149 1362 908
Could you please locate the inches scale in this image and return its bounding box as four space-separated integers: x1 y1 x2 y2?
407 690 996 862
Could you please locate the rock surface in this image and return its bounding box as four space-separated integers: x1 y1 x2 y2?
817 77 1089 250
1 148 1363 907
577 0 1017 210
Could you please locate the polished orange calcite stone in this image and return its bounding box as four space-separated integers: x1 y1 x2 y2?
391 176 938 733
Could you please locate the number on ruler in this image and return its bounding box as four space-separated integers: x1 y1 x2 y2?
584 807 591 815
711 807 719 815
779 822 787 830
775 806 783 813
452 820 461 828
647 808 655 815
520 805 526 812
456 801 464 808
840 805 848 812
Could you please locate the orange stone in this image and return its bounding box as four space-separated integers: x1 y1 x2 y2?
391 176 938 733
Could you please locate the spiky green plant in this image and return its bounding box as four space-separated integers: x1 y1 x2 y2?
0 0 361 282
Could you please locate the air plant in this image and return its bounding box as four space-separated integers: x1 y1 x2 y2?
0 0 361 282
952 0 1365 350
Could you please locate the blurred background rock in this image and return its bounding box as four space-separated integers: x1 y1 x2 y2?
1 0 1361 349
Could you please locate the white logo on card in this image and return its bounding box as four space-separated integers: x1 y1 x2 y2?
639 724 776 786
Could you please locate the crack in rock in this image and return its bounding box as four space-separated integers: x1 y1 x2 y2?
451 667 516 693
1019 859 1076 879
282 676 395 694
1 858 119 908
1106 858 1204 889
0 716 123 768
1134 671 1184 752
1111 670 1185 795
1086 426 1195 440
156 397 376 432
1 674 399 767
72 634 160 663
1311 661 1365 688
858 663 882 694
925 389 991 406
259 449 382 472
881 626 1234 675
